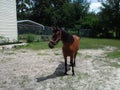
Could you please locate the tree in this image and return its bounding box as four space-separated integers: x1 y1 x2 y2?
16 0 34 20
72 0 89 30
16 0 90 28
30 0 55 26
99 0 120 38
30 0 89 27
79 12 98 28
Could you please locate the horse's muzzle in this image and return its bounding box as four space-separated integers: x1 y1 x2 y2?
48 41 55 49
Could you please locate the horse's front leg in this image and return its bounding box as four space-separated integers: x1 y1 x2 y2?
70 55 75 76
64 56 67 75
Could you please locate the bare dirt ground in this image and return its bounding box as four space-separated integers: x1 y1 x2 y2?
0 47 120 90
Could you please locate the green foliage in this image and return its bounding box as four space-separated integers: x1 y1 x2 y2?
16 0 34 20
26 34 36 43
16 0 89 27
0 36 10 44
80 12 99 29
98 0 120 38
19 34 51 42
19 34 36 43
16 0 120 38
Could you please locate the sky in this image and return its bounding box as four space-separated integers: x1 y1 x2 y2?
88 0 102 13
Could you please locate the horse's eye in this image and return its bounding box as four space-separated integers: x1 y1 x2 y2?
56 32 59 35
52 34 57 39
53 30 57 33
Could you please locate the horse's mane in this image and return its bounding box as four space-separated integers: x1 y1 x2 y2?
61 30 74 44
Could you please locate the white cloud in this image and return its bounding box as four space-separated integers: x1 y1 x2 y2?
89 2 101 13
88 0 98 3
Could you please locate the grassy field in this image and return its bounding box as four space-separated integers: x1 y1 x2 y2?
18 38 120 59
80 38 120 49
20 38 120 50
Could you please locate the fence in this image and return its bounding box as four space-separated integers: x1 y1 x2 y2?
18 20 92 41
67 28 92 37
18 23 52 41
18 24 43 35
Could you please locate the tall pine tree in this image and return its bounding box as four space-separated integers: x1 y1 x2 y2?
99 0 120 38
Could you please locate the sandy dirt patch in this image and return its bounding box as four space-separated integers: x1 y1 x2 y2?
0 47 120 90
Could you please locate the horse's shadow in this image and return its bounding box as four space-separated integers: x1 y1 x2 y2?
36 62 70 82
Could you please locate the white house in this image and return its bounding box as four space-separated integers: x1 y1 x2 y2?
0 0 18 43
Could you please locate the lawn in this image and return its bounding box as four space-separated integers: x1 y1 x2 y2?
81 38 120 49
18 38 120 59
20 38 120 50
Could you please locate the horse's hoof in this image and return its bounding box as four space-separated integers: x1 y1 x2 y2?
69 64 76 67
64 72 68 75
72 73 75 76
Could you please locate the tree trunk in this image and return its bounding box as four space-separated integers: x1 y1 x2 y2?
116 30 120 39
118 32 120 39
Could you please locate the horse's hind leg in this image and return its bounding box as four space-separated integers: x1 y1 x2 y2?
64 56 68 75
70 52 77 67
70 60 72 66
74 52 77 67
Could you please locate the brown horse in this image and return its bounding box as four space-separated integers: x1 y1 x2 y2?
48 27 80 75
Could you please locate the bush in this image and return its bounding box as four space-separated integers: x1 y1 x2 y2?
18 34 37 43
26 34 35 43
0 36 9 44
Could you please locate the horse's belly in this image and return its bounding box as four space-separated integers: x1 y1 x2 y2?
62 46 78 56
62 35 80 57
62 48 73 56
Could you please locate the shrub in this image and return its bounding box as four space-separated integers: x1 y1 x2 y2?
0 36 9 44
26 34 35 43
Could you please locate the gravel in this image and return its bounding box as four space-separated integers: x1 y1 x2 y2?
0 47 120 90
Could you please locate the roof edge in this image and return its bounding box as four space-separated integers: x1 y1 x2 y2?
17 20 44 30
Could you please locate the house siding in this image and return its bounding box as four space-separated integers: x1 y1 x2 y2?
0 0 18 42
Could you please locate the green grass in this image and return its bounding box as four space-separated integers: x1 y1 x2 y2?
109 62 120 68
80 38 120 49
19 41 49 50
18 41 62 50
107 50 120 59
18 38 120 50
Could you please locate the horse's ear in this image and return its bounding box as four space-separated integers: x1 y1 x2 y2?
52 26 56 30
52 26 61 33
56 27 61 31
52 26 57 33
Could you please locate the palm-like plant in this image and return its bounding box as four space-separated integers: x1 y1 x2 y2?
16 0 34 20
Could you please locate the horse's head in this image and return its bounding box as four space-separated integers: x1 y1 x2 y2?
48 27 62 49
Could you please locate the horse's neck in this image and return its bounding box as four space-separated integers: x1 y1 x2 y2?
61 30 74 44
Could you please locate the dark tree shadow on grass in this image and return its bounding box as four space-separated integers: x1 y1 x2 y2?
36 62 70 82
